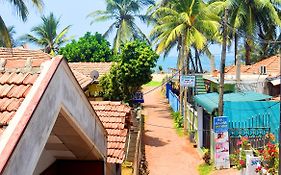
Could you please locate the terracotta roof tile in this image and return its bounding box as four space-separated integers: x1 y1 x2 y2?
71 70 92 89
220 55 280 78
0 48 47 136
90 101 131 164
0 47 51 70
69 62 113 78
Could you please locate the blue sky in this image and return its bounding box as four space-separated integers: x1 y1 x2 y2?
0 0 231 58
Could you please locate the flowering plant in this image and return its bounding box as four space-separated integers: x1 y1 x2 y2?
230 136 252 170
255 133 279 175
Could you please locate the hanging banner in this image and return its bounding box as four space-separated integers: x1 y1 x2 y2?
180 75 195 87
213 116 230 169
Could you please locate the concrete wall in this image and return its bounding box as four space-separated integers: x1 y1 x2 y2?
33 149 56 175
2 59 107 175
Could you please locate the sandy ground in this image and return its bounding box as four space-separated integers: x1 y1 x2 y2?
143 87 201 175
142 86 240 175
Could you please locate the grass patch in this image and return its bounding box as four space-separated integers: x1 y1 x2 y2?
144 81 162 87
197 163 214 175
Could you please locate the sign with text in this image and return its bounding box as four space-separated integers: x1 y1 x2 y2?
213 116 230 169
246 156 261 175
213 116 228 133
180 75 195 87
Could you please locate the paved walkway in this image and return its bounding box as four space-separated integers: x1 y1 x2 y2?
142 87 201 175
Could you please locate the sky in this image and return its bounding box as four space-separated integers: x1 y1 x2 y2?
0 0 231 59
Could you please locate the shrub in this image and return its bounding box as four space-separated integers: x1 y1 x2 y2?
172 112 183 128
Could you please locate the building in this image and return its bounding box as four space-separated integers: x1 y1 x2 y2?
91 101 132 175
0 48 108 175
204 55 280 97
69 62 113 100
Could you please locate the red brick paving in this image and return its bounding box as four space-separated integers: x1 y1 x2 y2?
143 87 201 175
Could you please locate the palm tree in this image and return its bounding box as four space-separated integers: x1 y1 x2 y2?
150 0 221 124
88 0 154 53
0 26 17 47
223 0 281 65
0 0 43 47
22 13 71 55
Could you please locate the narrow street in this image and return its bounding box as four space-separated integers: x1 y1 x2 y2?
142 87 201 175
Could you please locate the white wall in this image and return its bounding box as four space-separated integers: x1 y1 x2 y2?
2 59 107 175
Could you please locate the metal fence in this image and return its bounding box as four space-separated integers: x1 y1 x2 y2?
228 113 271 154
167 88 180 112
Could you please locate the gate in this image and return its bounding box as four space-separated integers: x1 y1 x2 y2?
228 113 271 154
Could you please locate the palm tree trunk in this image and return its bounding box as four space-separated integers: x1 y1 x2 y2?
189 53 196 71
179 44 183 118
195 48 203 73
195 49 198 73
182 34 190 131
234 33 238 65
218 8 228 116
245 38 251 65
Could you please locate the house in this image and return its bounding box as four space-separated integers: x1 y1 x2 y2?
69 62 113 100
204 55 280 97
194 91 280 155
0 48 108 175
90 101 132 175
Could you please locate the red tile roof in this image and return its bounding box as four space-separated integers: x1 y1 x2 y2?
90 101 131 164
0 47 51 69
0 48 49 135
68 62 113 78
220 55 280 78
71 70 92 89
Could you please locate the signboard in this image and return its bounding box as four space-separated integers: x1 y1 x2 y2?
180 75 195 87
214 116 228 133
213 116 230 169
246 156 261 175
132 91 144 103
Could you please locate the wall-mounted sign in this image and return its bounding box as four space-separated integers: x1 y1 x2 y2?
213 116 230 169
180 75 195 87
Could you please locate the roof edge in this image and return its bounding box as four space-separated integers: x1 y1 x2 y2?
0 56 63 173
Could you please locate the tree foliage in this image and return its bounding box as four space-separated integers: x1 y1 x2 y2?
100 40 159 101
0 0 43 47
59 32 114 62
22 13 71 55
88 0 154 53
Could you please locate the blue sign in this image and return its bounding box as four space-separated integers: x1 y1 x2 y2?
213 116 228 133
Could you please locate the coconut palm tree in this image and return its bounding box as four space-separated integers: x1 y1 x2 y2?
22 13 71 55
0 26 17 47
150 0 221 122
216 0 281 65
88 0 154 53
151 0 220 71
0 0 43 47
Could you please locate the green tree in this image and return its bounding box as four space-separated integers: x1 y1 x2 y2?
0 26 17 47
88 0 154 53
213 0 281 64
59 32 114 62
22 13 71 55
0 0 43 47
100 40 159 101
150 0 220 117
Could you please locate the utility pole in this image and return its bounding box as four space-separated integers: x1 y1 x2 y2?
218 8 228 116
278 43 281 174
